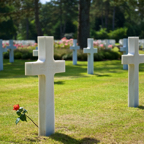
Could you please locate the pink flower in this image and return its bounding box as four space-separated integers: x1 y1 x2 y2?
108 45 113 48
99 44 104 48
61 37 67 41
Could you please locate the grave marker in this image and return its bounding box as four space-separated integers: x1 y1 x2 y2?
6 40 16 63
25 36 65 136
122 37 144 107
33 47 38 56
120 38 128 70
83 38 97 74
0 39 7 71
70 39 80 65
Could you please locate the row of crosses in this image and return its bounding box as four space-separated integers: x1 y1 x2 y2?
25 36 144 137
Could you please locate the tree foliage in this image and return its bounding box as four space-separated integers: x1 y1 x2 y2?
0 0 144 42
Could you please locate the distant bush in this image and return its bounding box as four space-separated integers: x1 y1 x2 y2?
62 49 121 61
108 27 127 42
92 28 109 39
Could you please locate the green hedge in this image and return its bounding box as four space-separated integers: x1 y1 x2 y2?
3 48 121 61
63 49 121 61
91 27 128 42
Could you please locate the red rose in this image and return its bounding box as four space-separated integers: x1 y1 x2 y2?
13 104 20 111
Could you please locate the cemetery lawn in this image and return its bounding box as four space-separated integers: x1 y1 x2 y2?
1 58 144 144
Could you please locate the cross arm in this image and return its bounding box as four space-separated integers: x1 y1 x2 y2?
2 48 7 52
70 46 80 50
120 46 126 52
93 49 98 53
25 60 44 76
6 46 16 49
54 60 65 74
122 54 134 64
83 48 91 53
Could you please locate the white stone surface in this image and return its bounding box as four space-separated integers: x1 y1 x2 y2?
103 39 115 49
83 38 97 74
70 39 80 65
6 40 16 63
33 50 38 56
0 40 7 71
119 39 123 45
120 38 128 70
3 40 35 45
33 47 38 56
122 37 144 107
25 36 65 136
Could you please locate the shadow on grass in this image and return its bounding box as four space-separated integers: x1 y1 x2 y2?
95 74 110 77
138 105 144 109
25 133 100 143
0 59 129 79
50 132 100 144
54 81 65 85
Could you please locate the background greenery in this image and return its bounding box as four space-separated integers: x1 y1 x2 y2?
1 0 144 41
3 47 121 61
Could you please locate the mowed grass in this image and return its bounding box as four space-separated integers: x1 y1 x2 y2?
1 56 144 143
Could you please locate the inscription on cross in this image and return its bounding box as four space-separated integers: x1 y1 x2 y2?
25 36 65 136
70 39 80 65
6 40 16 63
0 39 7 71
120 38 128 70
122 37 144 107
83 38 97 74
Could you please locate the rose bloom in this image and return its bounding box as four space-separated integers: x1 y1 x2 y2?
13 104 20 111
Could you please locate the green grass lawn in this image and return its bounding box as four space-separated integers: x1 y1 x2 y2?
1 58 144 144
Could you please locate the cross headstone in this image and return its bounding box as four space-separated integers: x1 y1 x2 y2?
120 38 128 70
70 39 80 65
33 47 38 56
122 37 144 107
6 40 16 63
0 39 7 71
25 36 65 136
104 39 109 49
83 38 97 74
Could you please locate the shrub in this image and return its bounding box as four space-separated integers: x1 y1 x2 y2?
108 27 127 42
91 28 109 39
3 47 121 61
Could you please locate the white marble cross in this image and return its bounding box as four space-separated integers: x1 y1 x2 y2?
0 39 7 71
6 40 16 63
83 38 97 74
25 36 65 136
122 37 144 107
70 39 80 65
120 38 128 70
33 47 38 56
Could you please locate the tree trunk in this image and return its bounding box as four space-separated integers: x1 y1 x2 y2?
112 7 115 31
104 0 109 29
26 18 29 39
59 0 66 39
77 0 90 49
101 8 104 28
34 0 43 36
